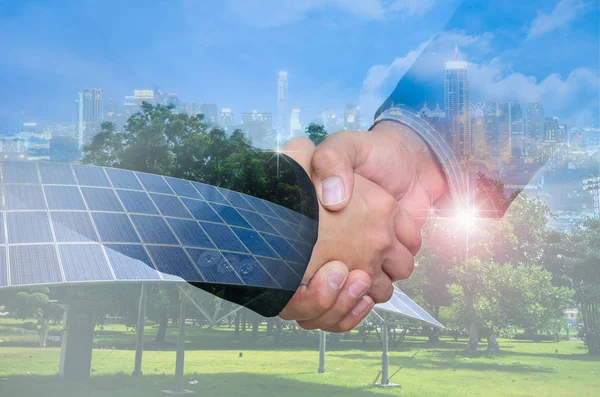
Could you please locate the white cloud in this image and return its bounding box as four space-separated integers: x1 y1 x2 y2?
358 30 599 126
527 0 590 39
228 0 436 28
389 0 436 17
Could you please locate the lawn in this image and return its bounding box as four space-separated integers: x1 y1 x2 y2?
0 320 598 397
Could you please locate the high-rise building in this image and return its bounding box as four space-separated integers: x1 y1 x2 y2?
277 71 289 135
472 108 487 159
289 108 303 138
219 108 234 131
444 46 471 159
79 88 102 147
242 111 273 146
526 102 545 140
76 92 84 148
200 103 218 124
344 105 361 130
544 117 560 142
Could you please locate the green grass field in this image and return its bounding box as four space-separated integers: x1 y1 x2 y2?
0 320 598 397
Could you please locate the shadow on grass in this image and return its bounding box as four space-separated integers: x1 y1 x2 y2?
0 372 389 397
326 353 556 374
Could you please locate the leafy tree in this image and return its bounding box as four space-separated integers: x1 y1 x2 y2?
306 123 328 146
544 218 600 354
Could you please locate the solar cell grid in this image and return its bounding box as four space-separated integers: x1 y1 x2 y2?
237 209 277 234
116 190 159 214
58 244 113 282
182 198 223 223
7 211 53 244
4 184 47 210
218 189 255 211
167 218 215 248
186 248 243 285
105 244 161 280
150 193 192 218
81 187 124 212
51 212 99 242
73 165 111 187
0 247 6 287
2 161 39 184
92 212 140 243
105 168 143 190
38 162 76 185
210 204 251 228
147 246 203 282
136 172 173 194
44 185 87 210
9 245 62 286
191 182 229 204
165 177 203 199
131 215 179 244
221 252 278 288
199 222 248 253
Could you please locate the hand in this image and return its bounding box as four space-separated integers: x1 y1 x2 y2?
278 137 412 332
310 121 449 252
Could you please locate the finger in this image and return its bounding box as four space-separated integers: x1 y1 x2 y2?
296 270 371 330
281 137 316 177
394 206 423 256
310 131 373 211
323 295 375 333
382 240 415 283
367 271 395 304
279 260 348 322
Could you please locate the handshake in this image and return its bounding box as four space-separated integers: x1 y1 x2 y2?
278 121 449 332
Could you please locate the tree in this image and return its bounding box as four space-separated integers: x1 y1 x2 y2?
306 123 328 146
544 218 600 354
1 288 64 347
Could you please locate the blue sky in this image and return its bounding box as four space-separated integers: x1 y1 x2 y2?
0 0 598 130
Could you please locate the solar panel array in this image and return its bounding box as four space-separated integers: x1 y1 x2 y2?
374 287 444 328
0 161 318 292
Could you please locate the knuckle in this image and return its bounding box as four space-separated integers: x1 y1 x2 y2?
312 146 344 174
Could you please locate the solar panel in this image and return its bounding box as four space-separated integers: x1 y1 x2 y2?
44 185 87 210
231 227 277 257
167 218 215 248
221 252 278 288
105 168 143 190
9 245 62 286
73 164 111 187
116 190 159 214
146 246 203 282
104 244 161 280
374 287 444 328
191 182 228 204
130 215 179 244
164 177 203 199
51 212 99 242
4 184 47 210
2 161 39 183
181 198 223 222
0 247 7 287
0 160 321 319
135 172 173 194
186 248 243 285
58 244 113 282
81 187 124 211
92 213 140 243
150 193 192 218
7 212 53 244
211 204 251 228
39 162 76 185
199 222 248 253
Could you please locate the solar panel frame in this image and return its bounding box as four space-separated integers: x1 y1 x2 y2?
58 244 114 282
7 211 53 244
80 187 125 212
116 190 160 215
44 185 87 210
2 161 39 184
105 168 144 190
104 244 161 280
72 164 111 187
164 177 203 199
51 211 99 242
38 162 77 185
4 184 47 210
9 245 63 286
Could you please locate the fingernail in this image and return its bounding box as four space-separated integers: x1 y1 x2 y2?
328 270 347 290
349 279 370 298
352 296 373 316
322 177 345 206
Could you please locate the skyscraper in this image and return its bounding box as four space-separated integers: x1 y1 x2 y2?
219 108 234 131
526 102 545 140
444 46 471 159
200 103 218 124
79 88 102 146
289 108 302 137
277 71 289 135
242 111 273 146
